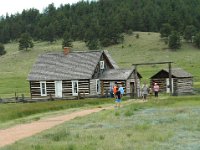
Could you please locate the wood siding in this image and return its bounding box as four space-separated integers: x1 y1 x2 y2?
101 80 126 96
150 78 166 92
126 79 141 96
176 78 193 95
90 79 97 96
62 79 90 97
150 78 193 95
30 81 55 99
30 79 90 99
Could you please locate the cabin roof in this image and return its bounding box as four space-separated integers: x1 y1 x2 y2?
150 68 193 79
100 68 142 80
28 50 119 81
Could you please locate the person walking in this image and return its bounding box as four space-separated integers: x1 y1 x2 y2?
142 83 149 101
153 82 160 98
119 85 124 96
113 84 118 97
115 87 122 108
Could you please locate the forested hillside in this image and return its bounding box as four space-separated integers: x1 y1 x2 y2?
1 0 200 47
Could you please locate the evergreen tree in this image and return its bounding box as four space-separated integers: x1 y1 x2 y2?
42 23 56 43
1 0 200 45
160 23 173 38
62 31 73 48
168 31 181 50
184 25 196 42
0 43 6 55
86 39 99 50
19 33 34 51
193 32 200 48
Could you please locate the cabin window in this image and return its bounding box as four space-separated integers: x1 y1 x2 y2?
100 61 104 69
72 80 78 96
96 79 100 94
40 81 47 96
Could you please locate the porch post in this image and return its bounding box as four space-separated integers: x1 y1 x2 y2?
168 62 172 96
134 65 138 98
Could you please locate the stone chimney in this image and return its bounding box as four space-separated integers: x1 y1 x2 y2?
64 47 70 55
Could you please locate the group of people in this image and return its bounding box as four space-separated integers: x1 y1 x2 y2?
111 84 124 108
110 82 160 108
141 82 160 101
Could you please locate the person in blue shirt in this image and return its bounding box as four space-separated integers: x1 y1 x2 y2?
115 87 122 108
119 85 124 95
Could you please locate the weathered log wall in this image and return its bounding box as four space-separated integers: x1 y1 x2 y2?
176 78 193 95
150 78 193 95
30 79 90 99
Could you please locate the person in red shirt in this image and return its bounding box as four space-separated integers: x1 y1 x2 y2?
113 84 118 96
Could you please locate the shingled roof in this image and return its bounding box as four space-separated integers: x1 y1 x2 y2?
100 68 142 80
28 50 119 81
150 68 193 78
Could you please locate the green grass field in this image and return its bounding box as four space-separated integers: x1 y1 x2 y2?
0 98 118 129
1 96 200 150
0 32 200 150
0 32 200 97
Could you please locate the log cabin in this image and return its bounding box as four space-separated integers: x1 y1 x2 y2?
28 48 142 99
150 68 193 95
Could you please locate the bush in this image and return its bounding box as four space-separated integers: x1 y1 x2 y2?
135 33 140 39
0 43 6 56
193 32 200 48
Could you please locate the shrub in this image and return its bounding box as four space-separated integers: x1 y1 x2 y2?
0 43 6 55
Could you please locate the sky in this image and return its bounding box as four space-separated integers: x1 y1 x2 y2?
0 0 85 16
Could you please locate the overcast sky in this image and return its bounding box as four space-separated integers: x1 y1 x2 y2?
0 0 88 16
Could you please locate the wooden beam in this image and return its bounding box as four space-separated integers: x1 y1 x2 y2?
168 62 172 95
134 65 138 98
132 61 174 97
132 61 173 66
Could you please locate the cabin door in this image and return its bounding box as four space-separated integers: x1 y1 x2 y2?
166 78 174 93
55 81 63 98
130 82 134 97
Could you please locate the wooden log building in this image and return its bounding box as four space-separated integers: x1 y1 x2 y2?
27 48 142 99
150 68 193 95
100 68 142 96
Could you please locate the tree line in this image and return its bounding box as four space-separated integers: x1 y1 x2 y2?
1 0 200 51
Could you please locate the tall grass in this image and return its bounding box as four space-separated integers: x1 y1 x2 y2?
2 96 200 150
0 98 114 124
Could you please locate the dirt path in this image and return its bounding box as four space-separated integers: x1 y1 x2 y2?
0 106 114 148
0 99 143 148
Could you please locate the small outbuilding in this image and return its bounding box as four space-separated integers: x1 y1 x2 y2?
100 68 142 97
150 68 193 95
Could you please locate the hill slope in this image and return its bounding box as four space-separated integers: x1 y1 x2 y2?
0 32 199 97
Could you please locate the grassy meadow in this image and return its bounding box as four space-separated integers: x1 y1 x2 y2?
0 97 118 129
2 96 200 150
0 32 200 97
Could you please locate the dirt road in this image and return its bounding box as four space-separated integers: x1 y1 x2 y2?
0 99 142 148
0 106 113 148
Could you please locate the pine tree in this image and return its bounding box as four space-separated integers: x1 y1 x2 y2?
86 39 99 50
184 25 196 42
62 31 73 48
160 23 173 38
19 33 34 51
193 32 200 48
168 31 181 50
